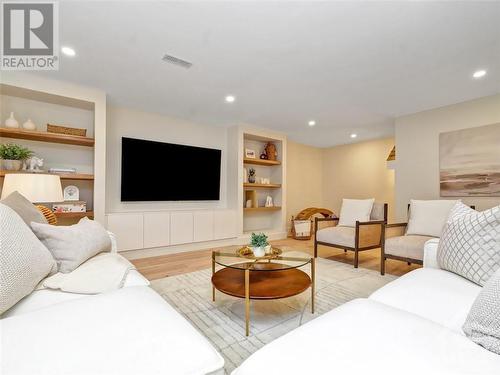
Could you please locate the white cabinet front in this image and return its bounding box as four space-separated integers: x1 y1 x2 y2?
170 212 194 245
143 212 170 248
106 213 144 252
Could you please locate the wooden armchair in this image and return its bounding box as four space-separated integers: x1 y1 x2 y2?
381 202 475 275
314 203 388 268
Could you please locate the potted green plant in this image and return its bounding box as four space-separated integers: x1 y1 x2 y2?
0 143 33 171
250 232 268 257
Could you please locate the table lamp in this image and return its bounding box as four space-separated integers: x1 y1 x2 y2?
1 173 63 224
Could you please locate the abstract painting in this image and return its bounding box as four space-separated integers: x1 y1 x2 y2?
440 123 500 197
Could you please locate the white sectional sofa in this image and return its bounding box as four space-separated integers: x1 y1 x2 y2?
233 239 500 375
1 240 224 375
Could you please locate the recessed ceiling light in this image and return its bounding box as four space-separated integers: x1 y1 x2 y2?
308 120 316 127
472 70 486 79
61 46 76 56
350 133 357 139
225 95 235 103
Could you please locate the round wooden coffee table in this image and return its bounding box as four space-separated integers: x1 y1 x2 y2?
211 248 315 336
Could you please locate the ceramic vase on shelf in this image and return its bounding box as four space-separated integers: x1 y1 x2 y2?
5 112 19 128
252 246 265 257
22 118 37 131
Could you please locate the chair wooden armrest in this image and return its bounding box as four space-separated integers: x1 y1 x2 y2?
384 222 407 238
356 220 384 248
315 217 339 223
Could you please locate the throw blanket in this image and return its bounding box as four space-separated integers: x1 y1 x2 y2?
39 253 135 294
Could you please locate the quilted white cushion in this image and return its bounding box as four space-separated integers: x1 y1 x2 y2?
463 268 500 354
0 204 56 314
338 198 374 227
406 199 458 237
437 202 500 286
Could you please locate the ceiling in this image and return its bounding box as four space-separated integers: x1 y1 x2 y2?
33 1 500 147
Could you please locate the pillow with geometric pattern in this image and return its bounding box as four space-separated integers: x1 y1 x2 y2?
463 268 500 354
437 202 500 286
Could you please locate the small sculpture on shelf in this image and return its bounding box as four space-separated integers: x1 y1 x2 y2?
260 152 268 160
265 195 274 207
248 168 256 183
22 156 44 172
264 142 278 161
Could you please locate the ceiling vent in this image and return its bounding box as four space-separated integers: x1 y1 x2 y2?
162 54 192 69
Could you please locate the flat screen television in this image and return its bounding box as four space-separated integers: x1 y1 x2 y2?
121 137 221 201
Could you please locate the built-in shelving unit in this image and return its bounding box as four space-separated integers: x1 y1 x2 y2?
243 158 281 166
0 170 94 180
244 206 282 212
243 182 281 189
0 78 106 224
0 127 95 147
237 129 286 237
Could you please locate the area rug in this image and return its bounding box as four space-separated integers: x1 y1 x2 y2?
151 251 397 374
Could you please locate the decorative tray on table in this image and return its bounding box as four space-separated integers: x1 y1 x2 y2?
237 246 283 260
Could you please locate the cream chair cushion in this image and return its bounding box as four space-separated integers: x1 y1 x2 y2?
406 199 458 237
316 226 355 248
338 198 375 227
384 235 435 261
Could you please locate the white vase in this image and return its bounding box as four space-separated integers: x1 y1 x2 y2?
22 118 36 131
2 159 22 171
5 112 19 128
252 246 265 257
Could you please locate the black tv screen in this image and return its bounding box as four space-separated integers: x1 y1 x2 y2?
121 137 221 201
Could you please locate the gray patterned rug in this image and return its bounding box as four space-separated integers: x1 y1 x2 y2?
151 251 397 374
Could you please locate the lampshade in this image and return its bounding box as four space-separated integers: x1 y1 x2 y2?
1 173 63 203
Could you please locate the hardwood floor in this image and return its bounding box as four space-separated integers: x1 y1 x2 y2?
131 237 421 281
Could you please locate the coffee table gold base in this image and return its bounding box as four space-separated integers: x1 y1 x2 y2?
211 253 315 336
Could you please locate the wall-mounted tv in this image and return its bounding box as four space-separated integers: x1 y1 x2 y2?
121 137 221 201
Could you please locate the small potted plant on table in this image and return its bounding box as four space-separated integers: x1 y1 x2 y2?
250 232 269 257
0 143 33 171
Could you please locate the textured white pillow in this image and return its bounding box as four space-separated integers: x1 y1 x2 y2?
31 217 112 274
0 203 56 314
437 202 500 286
463 268 500 354
406 199 458 237
338 198 375 227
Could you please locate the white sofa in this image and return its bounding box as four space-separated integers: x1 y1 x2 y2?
1 236 224 375
233 239 500 375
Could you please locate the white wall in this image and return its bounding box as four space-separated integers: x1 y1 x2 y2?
322 137 395 221
106 105 229 213
286 141 323 230
395 94 500 220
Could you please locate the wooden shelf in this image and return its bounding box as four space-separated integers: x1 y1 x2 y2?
243 183 281 189
0 128 95 147
54 211 94 219
244 206 281 212
243 158 281 166
0 170 94 180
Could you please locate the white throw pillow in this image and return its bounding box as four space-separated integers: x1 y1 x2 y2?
406 199 458 237
463 268 500 354
338 198 375 227
438 202 500 286
31 217 112 274
0 203 56 314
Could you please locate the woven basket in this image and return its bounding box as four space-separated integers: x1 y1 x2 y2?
47 124 87 137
